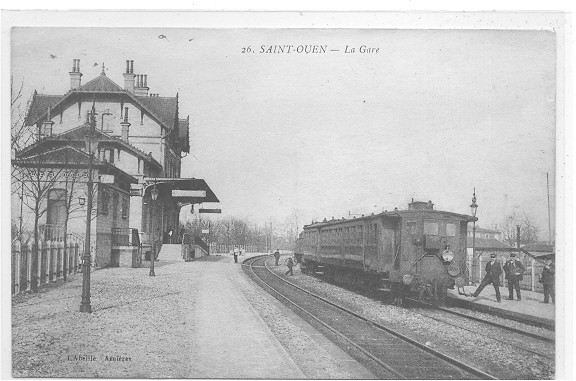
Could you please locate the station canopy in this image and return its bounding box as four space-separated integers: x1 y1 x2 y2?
142 177 219 204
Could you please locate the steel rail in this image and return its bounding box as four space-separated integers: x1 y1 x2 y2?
246 255 496 380
406 297 554 343
403 298 554 359
243 255 406 379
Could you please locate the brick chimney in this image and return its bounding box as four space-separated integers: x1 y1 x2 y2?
69 59 82 89
42 106 54 137
134 74 149 97
120 107 130 142
123 60 135 93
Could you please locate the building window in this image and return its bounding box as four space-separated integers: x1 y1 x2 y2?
113 192 119 220
100 187 109 215
122 196 129 219
109 149 115 164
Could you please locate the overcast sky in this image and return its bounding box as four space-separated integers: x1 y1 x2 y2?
11 26 557 238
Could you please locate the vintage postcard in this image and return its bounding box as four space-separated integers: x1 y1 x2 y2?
4 9 571 379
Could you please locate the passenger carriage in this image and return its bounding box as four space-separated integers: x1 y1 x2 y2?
295 200 475 304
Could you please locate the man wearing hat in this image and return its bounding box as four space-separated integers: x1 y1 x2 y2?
539 257 555 304
504 251 525 301
471 253 502 302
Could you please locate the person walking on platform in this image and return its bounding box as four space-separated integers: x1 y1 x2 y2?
504 252 525 301
233 247 239 263
285 256 294 276
274 249 280 266
540 258 555 304
470 253 502 303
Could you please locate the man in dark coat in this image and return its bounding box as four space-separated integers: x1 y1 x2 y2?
504 252 525 301
471 253 502 302
285 256 294 276
274 249 280 266
540 258 555 304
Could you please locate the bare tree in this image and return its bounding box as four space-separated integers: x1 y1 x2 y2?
11 77 37 244
501 213 541 247
11 78 34 149
12 159 64 292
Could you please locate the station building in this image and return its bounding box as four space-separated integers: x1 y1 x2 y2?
13 59 218 267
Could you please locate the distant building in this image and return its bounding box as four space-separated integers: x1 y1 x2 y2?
466 226 503 241
466 226 513 285
13 59 218 266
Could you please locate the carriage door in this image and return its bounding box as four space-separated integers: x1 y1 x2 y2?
399 219 420 274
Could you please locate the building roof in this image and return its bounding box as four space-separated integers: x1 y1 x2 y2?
17 124 162 170
522 243 555 253
26 73 180 135
467 237 513 250
12 146 137 185
25 92 61 126
76 72 124 93
136 95 178 133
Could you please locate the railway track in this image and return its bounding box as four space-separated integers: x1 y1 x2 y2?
445 296 555 330
243 255 495 380
297 261 554 357
404 298 554 359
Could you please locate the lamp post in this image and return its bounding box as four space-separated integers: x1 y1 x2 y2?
470 188 478 285
80 104 97 313
150 185 159 277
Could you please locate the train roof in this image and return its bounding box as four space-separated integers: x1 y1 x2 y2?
303 207 476 230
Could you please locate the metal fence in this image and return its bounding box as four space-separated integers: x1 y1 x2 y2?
111 228 140 247
209 244 265 254
11 240 82 295
468 255 545 292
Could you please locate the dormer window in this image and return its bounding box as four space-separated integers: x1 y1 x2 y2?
101 108 113 132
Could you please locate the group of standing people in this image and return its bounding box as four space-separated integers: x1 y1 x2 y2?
470 252 554 304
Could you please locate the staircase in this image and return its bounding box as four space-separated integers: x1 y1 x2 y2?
158 244 184 262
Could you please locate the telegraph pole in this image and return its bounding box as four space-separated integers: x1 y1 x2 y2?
546 173 552 245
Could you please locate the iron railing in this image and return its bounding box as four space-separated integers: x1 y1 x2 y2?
111 228 140 247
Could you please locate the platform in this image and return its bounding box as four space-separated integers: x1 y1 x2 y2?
187 254 305 378
13 252 376 378
448 284 555 329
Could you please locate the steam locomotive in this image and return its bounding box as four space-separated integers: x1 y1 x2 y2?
294 200 475 304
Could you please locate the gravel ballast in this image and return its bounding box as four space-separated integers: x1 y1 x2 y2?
268 256 555 380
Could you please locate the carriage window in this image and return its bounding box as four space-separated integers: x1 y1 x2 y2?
406 221 416 234
446 223 456 237
423 221 439 235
